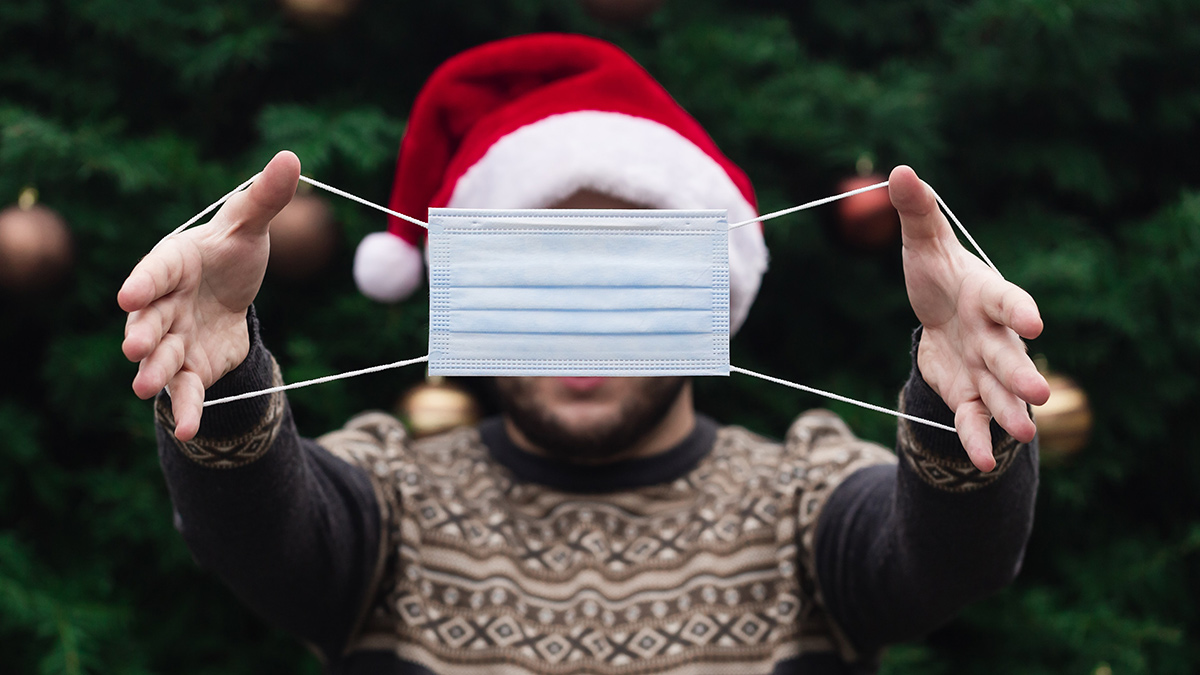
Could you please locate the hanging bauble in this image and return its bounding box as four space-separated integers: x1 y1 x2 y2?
396 377 481 439
0 188 74 293
835 155 900 251
1032 370 1093 461
579 0 667 26
267 189 338 281
279 0 360 28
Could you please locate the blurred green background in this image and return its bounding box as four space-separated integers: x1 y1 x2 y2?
1 0 1197 672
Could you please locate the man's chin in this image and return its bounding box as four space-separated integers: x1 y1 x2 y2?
494 376 688 463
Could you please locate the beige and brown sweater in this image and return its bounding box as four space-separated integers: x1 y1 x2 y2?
156 318 1037 675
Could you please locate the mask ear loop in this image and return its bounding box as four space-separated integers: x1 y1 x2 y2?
151 173 435 409
726 179 1003 433
729 180 889 230
297 175 430 230
729 365 956 433
160 173 994 436
204 355 430 407
158 173 429 244
730 179 1000 276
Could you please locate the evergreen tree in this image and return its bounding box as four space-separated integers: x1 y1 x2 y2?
0 1 1196 672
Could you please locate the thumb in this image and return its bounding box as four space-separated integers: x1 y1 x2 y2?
221 150 302 236
889 165 948 243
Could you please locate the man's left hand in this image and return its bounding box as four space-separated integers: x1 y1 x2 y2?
890 165 1050 471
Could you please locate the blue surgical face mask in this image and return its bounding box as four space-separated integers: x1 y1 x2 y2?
426 208 730 376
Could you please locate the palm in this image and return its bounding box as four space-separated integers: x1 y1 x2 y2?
890 166 1050 470
119 152 300 441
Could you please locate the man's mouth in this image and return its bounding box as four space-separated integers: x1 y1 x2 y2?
556 377 607 392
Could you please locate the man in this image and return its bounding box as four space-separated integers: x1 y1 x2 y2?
119 35 1048 674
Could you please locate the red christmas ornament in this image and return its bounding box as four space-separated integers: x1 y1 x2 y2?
579 0 667 26
267 192 338 281
279 0 359 27
835 174 900 250
0 189 73 292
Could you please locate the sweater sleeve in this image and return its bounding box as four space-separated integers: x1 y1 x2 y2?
811 327 1039 662
155 308 385 661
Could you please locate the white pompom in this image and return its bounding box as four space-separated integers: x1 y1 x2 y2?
353 231 425 302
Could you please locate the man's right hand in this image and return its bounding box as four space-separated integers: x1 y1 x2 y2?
118 151 301 442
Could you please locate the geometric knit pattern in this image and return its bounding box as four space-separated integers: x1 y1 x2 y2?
318 409 897 675
156 359 286 470
787 410 904 663
895 389 1024 492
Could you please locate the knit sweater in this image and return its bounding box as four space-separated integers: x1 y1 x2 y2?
155 315 1037 674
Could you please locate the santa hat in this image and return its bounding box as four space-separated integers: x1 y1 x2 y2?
354 33 769 332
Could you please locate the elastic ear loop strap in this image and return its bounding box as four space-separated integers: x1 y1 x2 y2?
169 173 988 434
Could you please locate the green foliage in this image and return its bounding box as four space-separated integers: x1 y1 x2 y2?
0 0 1197 672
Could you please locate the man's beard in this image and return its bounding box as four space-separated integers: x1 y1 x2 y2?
494 377 688 463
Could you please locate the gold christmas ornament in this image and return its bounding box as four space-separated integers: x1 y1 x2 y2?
397 377 481 438
1032 370 1093 460
0 188 74 292
279 0 359 27
579 0 667 26
267 190 338 281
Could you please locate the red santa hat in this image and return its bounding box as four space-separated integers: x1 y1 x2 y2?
353 33 768 332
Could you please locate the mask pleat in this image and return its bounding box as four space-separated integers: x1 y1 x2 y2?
427 209 730 376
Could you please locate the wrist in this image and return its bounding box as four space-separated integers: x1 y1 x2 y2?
158 305 277 439
900 326 1029 490
205 306 264 400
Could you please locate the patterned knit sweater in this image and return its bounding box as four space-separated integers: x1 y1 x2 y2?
155 318 1037 674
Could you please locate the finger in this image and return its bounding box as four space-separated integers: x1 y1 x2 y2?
954 400 997 472
980 278 1044 339
980 329 1051 405
977 372 1037 443
117 242 188 312
123 301 176 362
132 333 186 400
889 165 951 243
216 150 301 237
168 370 205 442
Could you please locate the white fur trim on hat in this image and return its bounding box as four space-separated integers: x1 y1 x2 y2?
353 231 425 302
447 110 768 333
728 223 769 332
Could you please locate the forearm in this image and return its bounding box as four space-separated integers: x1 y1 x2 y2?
155 308 381 658
815 328 1038 657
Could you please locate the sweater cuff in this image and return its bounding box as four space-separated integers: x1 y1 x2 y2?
898 326 1024 492
155 306 286 469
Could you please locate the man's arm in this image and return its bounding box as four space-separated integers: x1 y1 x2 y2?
805 166 1047 660
120 153 387 657
154 309 384 659
812 329 1037 659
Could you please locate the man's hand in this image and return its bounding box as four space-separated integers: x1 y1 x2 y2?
890 165 1050 471
118 151 301 442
